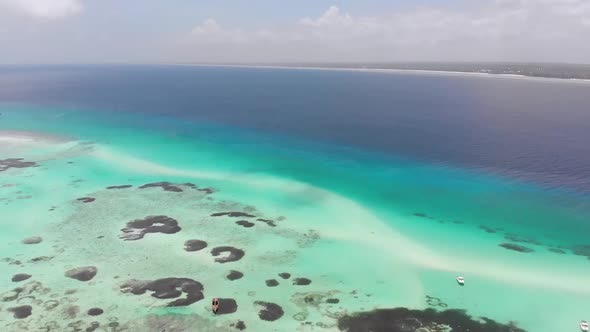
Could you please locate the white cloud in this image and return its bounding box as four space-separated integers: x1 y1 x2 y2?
0 0 82 20
184 1 590 62
300 6 353 27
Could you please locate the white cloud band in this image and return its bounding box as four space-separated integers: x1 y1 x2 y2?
186 1 590 62
0 0 82 20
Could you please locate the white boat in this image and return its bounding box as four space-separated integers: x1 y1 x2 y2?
456 276 465 285
580 320 589 331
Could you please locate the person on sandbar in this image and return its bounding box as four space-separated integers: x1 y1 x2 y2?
212 297 219 314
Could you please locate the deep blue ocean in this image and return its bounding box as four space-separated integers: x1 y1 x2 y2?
1 65 589 193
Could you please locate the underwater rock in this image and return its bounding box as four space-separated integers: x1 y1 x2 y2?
65 266 97 282
571 244 590 259
479 225 496 234
254 301 284 321
44 300 59 310
120 277 204 307
211 212 256 218
184 239 208 252
265 279 279 287
22 236 42 244
28 256 54 263
257 218 277 227
85 321 100 332
337 307 526 332
232 320 246 330
504 233 542 245
8 305 32 319
106 185 133 189
139 181 184 192
236 220 255 228
11 274 32 282
1 281 47 302
499 243 534 253
425 295 448 308
77 197 96 203
226 270 244 281
120 215 181 241
293 278 312 286
548 248 567 254
211 246 245 263
64 305 80 319
198 187 215 194
87 308 104 316
278 272 291 279
0 158 37 172
217 298 238 315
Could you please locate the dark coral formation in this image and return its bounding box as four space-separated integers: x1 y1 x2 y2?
64 305 80 319
217 298 238 315
0 158 37 172
7 305 32 319
257 218 277 227
106 185 133 189
211 212 256 218
121 277 204 307
139 182 184 192
479 225 496 234
293 278 312 286
265 279 279 287
87 308 104 316
1 281 50 303
184 239 208 252
21 236 42 244
65 266 98 282
426 295 448 308
227 270 244 281
571 244 590 259
28 256 53 263
337 307 526 332
120 215 181 241
499 243 534 253
211 246 245 263
254 301 284 321
278 272 291 279
77 197 96 203
43 300 59 310
86 321 100 332
11 274 32 282
236 220 255 228
2 257 22 265
504 233 542 246
232 320 246 330
197 187 216 194
137 181 210 193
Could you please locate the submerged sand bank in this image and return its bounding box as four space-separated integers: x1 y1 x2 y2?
0 130 73 144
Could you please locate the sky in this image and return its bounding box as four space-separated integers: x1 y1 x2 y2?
0 0 589 64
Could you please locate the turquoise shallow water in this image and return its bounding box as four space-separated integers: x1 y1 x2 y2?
1 105 590 332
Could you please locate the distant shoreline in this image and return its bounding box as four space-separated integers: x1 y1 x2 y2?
169 63 590 85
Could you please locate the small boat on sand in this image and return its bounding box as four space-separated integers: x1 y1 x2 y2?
580 320 589 331
456 276 465 286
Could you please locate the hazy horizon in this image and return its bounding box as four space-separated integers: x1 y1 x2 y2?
1 0 590 64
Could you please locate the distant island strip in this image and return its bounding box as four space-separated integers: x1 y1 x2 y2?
172 62 590 81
